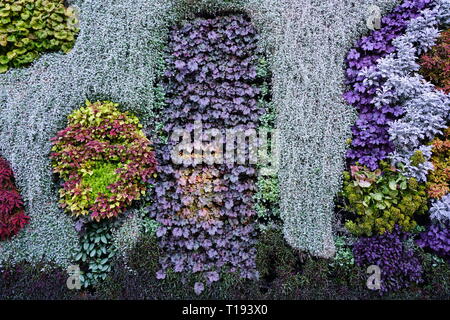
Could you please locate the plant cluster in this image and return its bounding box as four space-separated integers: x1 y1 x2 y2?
149 15 265 292
2 0 448 299
417 223 450 261
255 228 297 281
419 28 450 94
0 0 79 73
430 193 450 222
353 226 423 293
73 219 116 288
341 0 450 294
2 225 450 300
380 3 449 182
330 236 355 271
111 208 153 263
254 176 280 225
0 0 410 265
342 162 428 237
0 156 29 240
0 261 80 300
254 57 279 228
50 100 157 221
0 0 173 266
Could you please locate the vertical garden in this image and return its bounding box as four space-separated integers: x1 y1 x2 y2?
0 0 449 300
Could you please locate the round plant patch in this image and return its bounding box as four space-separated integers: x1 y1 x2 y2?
50 100 157 221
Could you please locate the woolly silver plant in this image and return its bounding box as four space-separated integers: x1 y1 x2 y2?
430 194 450 223
390 145 435 182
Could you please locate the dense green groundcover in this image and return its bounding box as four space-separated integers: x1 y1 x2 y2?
0 0 79 73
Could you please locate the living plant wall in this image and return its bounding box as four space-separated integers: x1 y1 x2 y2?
0 0 448 300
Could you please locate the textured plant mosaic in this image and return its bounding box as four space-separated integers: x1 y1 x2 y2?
0 0 448 301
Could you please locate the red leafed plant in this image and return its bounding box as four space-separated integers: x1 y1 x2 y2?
0 157 29 241
419 28 450 94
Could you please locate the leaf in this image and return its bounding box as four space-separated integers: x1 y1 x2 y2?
74 252 83 261
400 181 407 190
371 193 383 201
376 202 386 210
358 180 372 188
0 64 8 73
388 180 397 191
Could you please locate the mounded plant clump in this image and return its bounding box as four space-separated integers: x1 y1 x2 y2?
0 156 29 240
352 226 423 293
51 100 157 221
0 0 79 73
342 162 428 237
426 127 450 201
343 0 434 170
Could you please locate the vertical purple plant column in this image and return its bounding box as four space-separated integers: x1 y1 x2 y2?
150 15 265 289
344 0 433 170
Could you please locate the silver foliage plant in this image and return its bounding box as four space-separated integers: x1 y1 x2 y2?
0 0 400 266
430 194 450 223
364 0 450 182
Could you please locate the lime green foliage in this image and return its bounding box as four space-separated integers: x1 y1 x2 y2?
341 162 428 237
257 57 275 129
255 55 279 226
81 162 120 200
256 56 269 78
73 220 116 288
0 0 79 73
67 100 142 131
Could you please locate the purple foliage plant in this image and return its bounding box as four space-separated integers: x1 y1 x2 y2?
344 0 434 170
